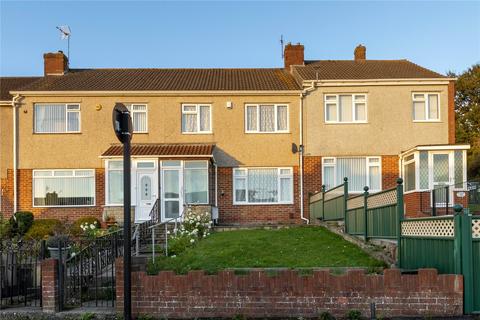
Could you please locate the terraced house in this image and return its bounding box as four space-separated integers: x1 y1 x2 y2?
0 44 469 225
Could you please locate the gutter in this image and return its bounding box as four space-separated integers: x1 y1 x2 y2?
299 83 316 224
11 94 21 214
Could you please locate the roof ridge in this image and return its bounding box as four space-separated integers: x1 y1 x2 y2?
69 67 288 71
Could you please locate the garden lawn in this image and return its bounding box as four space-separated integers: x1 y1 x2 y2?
148 226 385 274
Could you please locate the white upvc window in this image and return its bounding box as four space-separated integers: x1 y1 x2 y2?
403 153 417 192
245 104 289 133
181 104 212 133
184 161 209 204
126 104 148 133
322 157 381 192
33 169 95 207
105 160 124 205
34 103 81 133
412 93 440 121
233 167 293 204
324 94 367 123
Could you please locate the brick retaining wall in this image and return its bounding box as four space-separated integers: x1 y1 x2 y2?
115 258 463 318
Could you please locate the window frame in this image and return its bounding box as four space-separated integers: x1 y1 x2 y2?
232 167 293 205
34 103 81 134
105 160 125 206
181 104 212 134
412 93 441 122
183 160 210 205
324 94 368 124
244 104 290 133
126 104 148 133
321 156 382 192
32 169 95 207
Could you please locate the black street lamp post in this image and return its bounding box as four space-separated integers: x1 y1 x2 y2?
112 103 133 320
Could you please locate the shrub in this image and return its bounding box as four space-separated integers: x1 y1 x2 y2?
0 213 12 240
167 233 194 256
70 216 101 237
24 219 62 240
180 207 212 238
319 311 336 320
346 310 362 320
9 211 34 236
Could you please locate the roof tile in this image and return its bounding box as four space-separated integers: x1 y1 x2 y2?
101 143 215 157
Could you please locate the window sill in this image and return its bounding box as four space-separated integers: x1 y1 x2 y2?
181 132 213 135
33 204 96 208
233 202 294 206
33 132 82 135
244 131 291 134
324 122 368 125
412 120 441 123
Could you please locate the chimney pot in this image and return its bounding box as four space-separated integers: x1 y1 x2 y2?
284 43 304 70
43 51 68 76
354 44 366 61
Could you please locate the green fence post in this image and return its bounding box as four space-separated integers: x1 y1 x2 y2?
343 177 348 233
321 185 326 220
396 178 404 268
455 204 474 314
363 186 369 241
453 206 463 275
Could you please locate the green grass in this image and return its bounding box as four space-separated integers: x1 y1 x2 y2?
148 226 386 274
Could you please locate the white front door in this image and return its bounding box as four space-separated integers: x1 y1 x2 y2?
430 151 454 207
135 170 158 222
161 162 183 221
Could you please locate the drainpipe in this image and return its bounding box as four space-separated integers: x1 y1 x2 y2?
11 94 21 214
299 84 316 224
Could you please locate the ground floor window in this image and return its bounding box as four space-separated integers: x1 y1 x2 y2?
33 169 95 206
233 167 293 204
106 160 124 205
322 157 381 192
184 161 209 204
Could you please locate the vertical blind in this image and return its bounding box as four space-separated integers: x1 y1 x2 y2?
33 170 95 206
323 157 381 192
129 105 148 133
34 104 80 133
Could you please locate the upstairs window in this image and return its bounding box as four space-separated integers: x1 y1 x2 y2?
324 94 367 123
182 104 211 133
245 104 289 133
34 103 80 133
127 104 148 133
413 93 440 121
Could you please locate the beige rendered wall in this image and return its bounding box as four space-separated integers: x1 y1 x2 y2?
303 84 450 156
16 94 300 169
0 106 13 179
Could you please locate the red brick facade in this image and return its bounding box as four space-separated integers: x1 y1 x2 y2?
115 258 463 318
217 167 301 225
448 80 456 144
41 259 60 313
0 170 14 217
404 190 470 218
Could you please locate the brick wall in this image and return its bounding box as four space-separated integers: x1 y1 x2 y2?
0 169 14 217
303 156 322 220
41 259 60 313
15 168 105 222
217 167 301 225
382 155 399 189
405 190 470 218
116 258 463 318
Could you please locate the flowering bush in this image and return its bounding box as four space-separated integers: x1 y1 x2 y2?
167 208 213 256
80 221 101 239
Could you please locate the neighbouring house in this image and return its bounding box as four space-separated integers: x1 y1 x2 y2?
0 44 469 225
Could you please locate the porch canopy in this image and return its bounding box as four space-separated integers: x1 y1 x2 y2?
101 143 215 159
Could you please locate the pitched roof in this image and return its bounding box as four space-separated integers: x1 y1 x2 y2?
293 60 446 81
0 77 41 100
16 68 300 92
101 143 215 157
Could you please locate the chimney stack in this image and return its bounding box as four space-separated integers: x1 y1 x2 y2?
43 51 68 76
354 44 366 61
284 43 304 69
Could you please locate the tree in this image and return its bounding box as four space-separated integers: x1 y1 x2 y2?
449 64 480 180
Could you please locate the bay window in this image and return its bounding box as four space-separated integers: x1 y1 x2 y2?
245 104 289 133
33 169 95 206
322 157 381 192
233 167 293 204
324 94 367 123
184 161 208 204
413 93 440 121
34 103 80 133
182 104 211 133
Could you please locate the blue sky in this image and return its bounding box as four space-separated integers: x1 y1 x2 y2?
1 1 479 76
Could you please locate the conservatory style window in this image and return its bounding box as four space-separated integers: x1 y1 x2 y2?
233 168 293 204
33 169 95 207
322 157 381 192
184 161 208 204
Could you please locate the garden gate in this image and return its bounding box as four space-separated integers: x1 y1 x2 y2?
58 231 123 310
0 240 44 309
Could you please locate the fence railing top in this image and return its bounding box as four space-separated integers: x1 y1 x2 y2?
402 215 455 222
